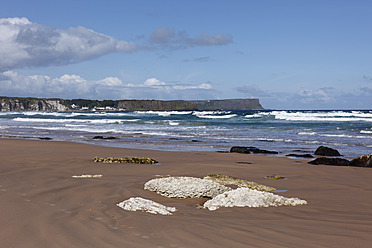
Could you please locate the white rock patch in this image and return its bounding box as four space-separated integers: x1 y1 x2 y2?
204 188 308 210
72 174 103 178
144 176 231 198
117 197 177 215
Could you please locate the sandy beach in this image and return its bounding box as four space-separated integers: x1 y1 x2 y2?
0 138 371 248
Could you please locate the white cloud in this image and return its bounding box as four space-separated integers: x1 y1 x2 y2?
0 17 137 72
126 77 212 91
144 78 167 87
0 71 118 99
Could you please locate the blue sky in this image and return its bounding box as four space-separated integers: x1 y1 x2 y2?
1 0 372 109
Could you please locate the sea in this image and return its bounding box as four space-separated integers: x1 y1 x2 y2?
0 110 371 159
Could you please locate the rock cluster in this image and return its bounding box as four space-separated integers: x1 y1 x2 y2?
144 176 307 211
230 146 278 154
308 146 372 167
117 197 177 215
203 188 307 210
203 174 276 191
144 177 231 198
93 156 158 164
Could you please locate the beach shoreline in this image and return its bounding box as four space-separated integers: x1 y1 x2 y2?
0 138 371 247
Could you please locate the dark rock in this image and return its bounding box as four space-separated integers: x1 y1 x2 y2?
230 146 251 153
314 146 341 156
191 140 202 142
230 146 278 154
93 136 117 140
349 155 372 167
308 157 350 166
38 137 52 140
286 154 314 158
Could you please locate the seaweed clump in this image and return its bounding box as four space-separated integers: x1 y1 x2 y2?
93 156 158 164
265 175 287 180
204 174 276 192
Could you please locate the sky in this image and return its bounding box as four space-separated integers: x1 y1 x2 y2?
1 0 372 110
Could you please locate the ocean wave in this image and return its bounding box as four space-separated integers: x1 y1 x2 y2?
244 112 272 118
12 117 130 124
270 110 372 122
195 114 237 119
320 134 372 139
360 130 372 134
297 132 317 136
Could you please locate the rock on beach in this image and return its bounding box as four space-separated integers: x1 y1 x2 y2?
203 188 308 211
117 197 177 215
144 176 231 198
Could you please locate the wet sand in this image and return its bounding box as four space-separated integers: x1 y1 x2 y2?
0 139 371 247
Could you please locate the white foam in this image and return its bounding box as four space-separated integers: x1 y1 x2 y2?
116 197 176 215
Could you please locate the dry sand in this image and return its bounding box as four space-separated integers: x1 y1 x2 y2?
0 138 371 248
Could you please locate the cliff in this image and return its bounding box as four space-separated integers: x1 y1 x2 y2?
0 97 69 112
0 97 264 111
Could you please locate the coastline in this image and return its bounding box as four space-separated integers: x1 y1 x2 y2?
1 138 372 247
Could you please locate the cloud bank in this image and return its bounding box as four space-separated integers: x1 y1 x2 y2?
0 71 215 100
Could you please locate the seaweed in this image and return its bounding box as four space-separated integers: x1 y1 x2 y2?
204 174 276 192
265 175 287 180
93 156 158 164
